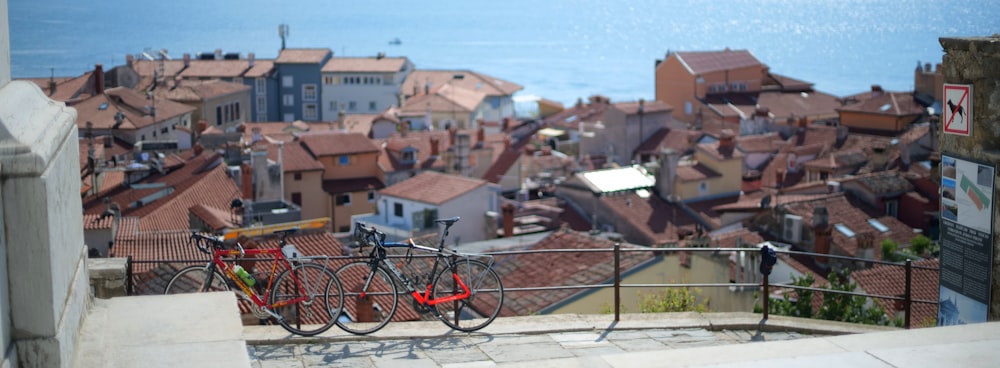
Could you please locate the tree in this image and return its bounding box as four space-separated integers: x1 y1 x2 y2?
761 270 901 327
601 287 709 314
880 239 899 262
910 234 932 256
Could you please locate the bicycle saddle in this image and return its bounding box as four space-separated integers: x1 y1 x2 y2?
435 217 460 226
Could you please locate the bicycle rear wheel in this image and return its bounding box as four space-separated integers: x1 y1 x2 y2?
335 261 399 335
269 263 343 336
431 259 503 332
164 265 229 294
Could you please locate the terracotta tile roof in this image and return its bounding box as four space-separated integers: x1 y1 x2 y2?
377 129 509 175
398 84 486 115
131 60 187 78
491 229 655 316
763 73 815 92
275 48 331 64
672 49 762 75
266 141 323 173
177 60 250 79
781 193 915 258
160 80 250 101
321 56 408 73
341 114 377 135
379 171 488 205
696 140 744 161
74 87 195 131
83 213 114 230
189 204 237 231
600 192 700 245
483 136 535 184
736 132 783 153
299 131 380 157
853 258 940 327
402 70 523 98
243 60 276 78
25 71 97 102
712 192 835 212
634 128 703 156
81 151 242 232
754 90 841 121
837 91 926 116
683 194 743 230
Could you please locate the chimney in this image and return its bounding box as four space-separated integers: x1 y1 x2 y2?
540 145 552 156
657 148 680 200
400 121 409 137
812 207 831 267
503 135 511 150
94 64 105 95
775 169 785 188
240 163 254 201
871 84 883 97
476 126 485 148
248 52 255 67
429 137 440 156
856 231 875 261
215 48 223 61
717 129 735 156
755 106 770 117
501 117 511 132
798 116 808 129
197 119 208 133
835 125 848 147
501 203 516 237
448 126 457 146
183 53 191 67
338 110 346 131
126 54 134 68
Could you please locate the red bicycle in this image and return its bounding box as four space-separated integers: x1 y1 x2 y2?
337 217 504 335
164 229 343 336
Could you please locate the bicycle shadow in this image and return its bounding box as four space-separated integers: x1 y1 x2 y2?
286 331 497 363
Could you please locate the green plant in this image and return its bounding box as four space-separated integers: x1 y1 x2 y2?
638 287 709 313
762 270 901 327
910 234 931 256
880 239 899 262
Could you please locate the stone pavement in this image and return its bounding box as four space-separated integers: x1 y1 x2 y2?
243 312 894 367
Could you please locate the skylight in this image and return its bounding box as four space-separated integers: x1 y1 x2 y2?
99 102 109 110
834 223 855 238
565 115 577 123
867 218 890 232
879 103 892 112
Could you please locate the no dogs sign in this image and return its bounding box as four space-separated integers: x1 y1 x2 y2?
943 84 972 136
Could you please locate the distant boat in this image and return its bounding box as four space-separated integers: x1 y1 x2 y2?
388 38 402 45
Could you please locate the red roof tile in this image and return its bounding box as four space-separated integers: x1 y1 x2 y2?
672 49 762 75
853 258 939 327
599 192 701 246
178 60 251 79
402 70 522 98
781 193 915 258
492 229 655 316
380 171 489 205
275 48 331 64
243 60 276 78
321 56 409 73
299 131 380 157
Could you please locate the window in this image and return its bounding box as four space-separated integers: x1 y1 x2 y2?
140 134 146 141
152 130 157 137
685 101 693 115
698 181 709 195
885 199 899 218
294 173 302 181
303 103 318 120
291 192 302 206
369 101 377 111
338 155 350 165
234 102 241 120
161 127 168 134
401 150 416 163
283 94 294 106
255 78 266 94
348 101 357 111
233 78 243 85
368 190 375 202
323 76 335 85
303 84 317 101
256 96 267 114
283 113 294 122
224 104 230 123
282 75 293 88
216 106 223 125
336 194 352 206
329 101 338 111
393 202 403 217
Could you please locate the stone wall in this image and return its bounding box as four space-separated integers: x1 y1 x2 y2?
939 35 1000 321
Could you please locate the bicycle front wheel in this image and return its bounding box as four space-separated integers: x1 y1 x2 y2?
431 259 503 332
335 261 399 335
164 265 229 294
269 263 343 336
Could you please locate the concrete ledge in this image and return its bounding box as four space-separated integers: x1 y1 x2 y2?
243 311 892 346
74 292 249 368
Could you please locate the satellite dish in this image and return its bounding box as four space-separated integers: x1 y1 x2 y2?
759 195 772 209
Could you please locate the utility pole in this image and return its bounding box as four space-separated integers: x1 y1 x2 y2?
279 24 290 50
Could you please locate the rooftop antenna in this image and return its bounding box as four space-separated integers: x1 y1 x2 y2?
279 24 290 50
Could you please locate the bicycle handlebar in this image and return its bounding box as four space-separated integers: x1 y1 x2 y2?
189 232 243 257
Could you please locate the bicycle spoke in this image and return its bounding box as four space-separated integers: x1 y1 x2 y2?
269 263 342 336
431 259 503 332
335 262 399 335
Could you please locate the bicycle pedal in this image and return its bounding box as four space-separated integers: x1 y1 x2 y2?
411 299 432 314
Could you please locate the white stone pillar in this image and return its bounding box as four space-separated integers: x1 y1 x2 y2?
0 80 87 367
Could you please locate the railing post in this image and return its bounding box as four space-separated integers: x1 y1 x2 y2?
614 242 620 322
904 259 912 329
762 273 769 320
126 255 134 295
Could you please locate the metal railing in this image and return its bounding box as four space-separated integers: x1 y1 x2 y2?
125 244 938 329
